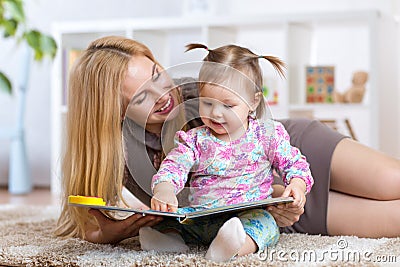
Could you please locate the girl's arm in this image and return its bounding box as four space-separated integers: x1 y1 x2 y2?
267 122 312 226
151 130 199 209
270 122 314 194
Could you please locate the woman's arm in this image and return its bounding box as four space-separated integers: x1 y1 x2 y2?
84 209 163 244
83 186 164 244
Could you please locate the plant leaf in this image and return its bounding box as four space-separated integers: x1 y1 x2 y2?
24 29 40 48
40 33 57 58
1 18 18 37
0 71 12 94
24 29 42 59
3 0 25 22
24 30 57 60
0 4 5 21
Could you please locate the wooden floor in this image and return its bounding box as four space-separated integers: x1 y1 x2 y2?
0 187 60 205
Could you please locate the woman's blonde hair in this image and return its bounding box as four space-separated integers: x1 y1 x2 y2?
186 43 285 119
55 36 161 238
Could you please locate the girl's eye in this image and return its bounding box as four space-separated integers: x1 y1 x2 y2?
201 100 212 106
224 104 233 108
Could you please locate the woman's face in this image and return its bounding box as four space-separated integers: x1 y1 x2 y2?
123 56 180 133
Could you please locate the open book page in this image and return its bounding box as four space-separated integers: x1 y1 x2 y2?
183 197 293 219
68 196 293 223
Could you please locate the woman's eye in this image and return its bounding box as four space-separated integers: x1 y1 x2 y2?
152 67 161 81
164 84 174 91
134 92 147 104
224 104 233 108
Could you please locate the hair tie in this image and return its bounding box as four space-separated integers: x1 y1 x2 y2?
205 46 209 51
258 55 264 59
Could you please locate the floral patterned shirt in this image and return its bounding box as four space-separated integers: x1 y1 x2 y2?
152 117 313 210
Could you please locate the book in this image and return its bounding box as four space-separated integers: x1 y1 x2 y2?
68 195 294 224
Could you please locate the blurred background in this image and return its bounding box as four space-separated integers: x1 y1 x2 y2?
0 0 399 190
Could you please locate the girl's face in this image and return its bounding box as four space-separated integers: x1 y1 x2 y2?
199 84 259 141
123 56 180 133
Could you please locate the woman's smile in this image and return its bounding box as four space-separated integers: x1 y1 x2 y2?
155 94 174 115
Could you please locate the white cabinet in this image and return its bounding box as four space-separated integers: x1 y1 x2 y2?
51 10 399 194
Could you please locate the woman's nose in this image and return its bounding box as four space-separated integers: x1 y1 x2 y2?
150 82 170 103
155 91 169 104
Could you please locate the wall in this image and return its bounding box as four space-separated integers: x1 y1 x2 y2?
0 0 181 186
0 0 398 187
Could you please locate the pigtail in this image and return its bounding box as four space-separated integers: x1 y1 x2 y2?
257 55 286 79
185 43 209 52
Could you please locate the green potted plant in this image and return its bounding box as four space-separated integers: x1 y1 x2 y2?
0 0 57 94
0 0 57 194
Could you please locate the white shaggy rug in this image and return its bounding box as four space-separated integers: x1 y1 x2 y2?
0 204 399 266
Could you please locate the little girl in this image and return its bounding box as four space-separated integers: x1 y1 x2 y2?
139 43 314 262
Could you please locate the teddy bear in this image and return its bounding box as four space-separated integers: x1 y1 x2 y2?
333 71 368 103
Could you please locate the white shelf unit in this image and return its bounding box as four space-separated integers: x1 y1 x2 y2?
51 10 399 194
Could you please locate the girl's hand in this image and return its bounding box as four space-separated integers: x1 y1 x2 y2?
268 180 307 227
151 182 178 212
151 193 178 212
85 209 163 244
282 178 307 209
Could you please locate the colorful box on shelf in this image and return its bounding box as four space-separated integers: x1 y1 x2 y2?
306 66 334 103
262 76 279 106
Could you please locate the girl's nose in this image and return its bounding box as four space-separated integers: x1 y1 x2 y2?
211 105 223 118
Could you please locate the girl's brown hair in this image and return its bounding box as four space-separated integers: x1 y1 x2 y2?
186 43 285 119
55 36 161 239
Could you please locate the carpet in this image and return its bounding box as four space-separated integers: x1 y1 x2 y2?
0 205 399 267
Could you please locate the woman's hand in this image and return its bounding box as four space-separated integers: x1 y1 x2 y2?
268 180 307 227
151 182 178 212
85 209 163 244
267 203 304 227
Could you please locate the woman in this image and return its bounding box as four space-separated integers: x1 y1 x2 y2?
55 36 400 244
